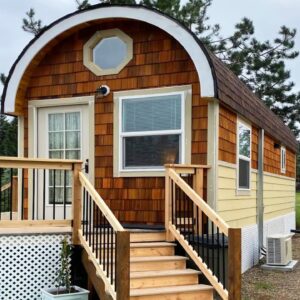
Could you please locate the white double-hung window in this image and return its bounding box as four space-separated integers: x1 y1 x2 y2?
237 121 251 190
114 86 191 177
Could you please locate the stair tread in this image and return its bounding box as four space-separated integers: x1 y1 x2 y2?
130 242 176 248
131 255 188 262
130 269 201 278
130 284 213 296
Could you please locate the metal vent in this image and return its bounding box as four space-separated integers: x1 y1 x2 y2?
267 238 281 264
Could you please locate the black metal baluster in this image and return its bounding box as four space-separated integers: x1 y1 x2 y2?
217 227 220 282
103 217 107 273
110 226 114 285
32 169 35 220
201 212 205 261
53 170 56 220
21 169 24 220
63 170 67 220
196 206 200 257
0 169 2 220
9 168 13 220
43 169 46 220
206 219 210 269
99 210 103 264
82 188 86 236
95 207 99 259
85 190 89 240
89 195 92 245
106 219 110 278
211 222 215 275
92 202 96 253
222 233 226 288
114 231 117 292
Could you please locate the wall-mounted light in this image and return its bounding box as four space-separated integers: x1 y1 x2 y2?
95 85 110 98
274 142 281 149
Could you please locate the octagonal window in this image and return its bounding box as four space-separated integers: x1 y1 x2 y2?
83 29 133 76
93 36 127 70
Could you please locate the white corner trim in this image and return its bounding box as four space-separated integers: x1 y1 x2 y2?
4 6 215 114
207 99 219 210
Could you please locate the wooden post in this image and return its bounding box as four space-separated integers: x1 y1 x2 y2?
116 231 130 300
12 176 18 212
228 228 241 300
193 168 203 234
72 163 82 245
164 167 172 241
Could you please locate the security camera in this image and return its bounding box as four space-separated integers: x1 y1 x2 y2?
96 85 110 97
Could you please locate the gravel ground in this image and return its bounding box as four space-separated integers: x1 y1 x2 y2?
242 234 300 300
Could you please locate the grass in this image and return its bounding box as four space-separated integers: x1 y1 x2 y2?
296 192 300 229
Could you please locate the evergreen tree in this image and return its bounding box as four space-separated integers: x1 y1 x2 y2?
22 8 44 36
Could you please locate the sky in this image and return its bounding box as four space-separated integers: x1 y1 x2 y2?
0 0 300 95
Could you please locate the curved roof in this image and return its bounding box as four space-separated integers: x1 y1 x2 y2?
1 4 297 151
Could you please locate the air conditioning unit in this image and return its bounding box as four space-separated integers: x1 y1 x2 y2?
266 234 293 266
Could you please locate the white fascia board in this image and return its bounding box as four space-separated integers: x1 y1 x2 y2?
4 6 215 114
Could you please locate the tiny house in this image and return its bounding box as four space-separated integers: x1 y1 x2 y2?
0 4 297 300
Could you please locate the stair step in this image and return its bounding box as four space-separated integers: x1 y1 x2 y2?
130 256 188 272
130 269 200 289
130 242 176 257
130 284 214 300
130 231 166 243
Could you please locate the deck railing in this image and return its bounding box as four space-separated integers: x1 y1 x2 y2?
0 156 130 300
78 172 130 300
0 157 82 228
165 164 241 300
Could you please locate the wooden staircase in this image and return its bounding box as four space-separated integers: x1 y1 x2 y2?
78 164 241 300
128 230 213 300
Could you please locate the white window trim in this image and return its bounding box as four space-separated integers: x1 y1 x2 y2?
281 146 286 174
83 28 133 76
236 119 252 193
113 85 192 177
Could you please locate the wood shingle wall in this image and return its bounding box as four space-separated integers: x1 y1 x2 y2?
22 20 208 225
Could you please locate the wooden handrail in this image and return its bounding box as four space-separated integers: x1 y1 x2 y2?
0 156 82 170
167 168 229 235
79 172 124 232
1 183 11 192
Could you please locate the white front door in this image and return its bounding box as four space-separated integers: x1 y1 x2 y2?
37 105 89 220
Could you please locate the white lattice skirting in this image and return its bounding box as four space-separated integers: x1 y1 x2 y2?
0 233 71 300
241 212 295 272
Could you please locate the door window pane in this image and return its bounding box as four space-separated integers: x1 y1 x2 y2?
65 112 80 130
124 135 180 168
122 95 181 132
49 132 64 150
66 132 80 149
48 112 81 204
49 113 64 131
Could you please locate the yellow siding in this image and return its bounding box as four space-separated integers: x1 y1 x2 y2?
263 173 295 221
217 163 257 227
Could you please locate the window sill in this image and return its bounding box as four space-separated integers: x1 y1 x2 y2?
236 189 251 196
114 169 166 178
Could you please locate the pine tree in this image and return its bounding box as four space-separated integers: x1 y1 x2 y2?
22 8 44 36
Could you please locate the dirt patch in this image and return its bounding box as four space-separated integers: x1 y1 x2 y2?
242 234 300 300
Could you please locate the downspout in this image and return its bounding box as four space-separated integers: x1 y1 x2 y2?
257 129 264 255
